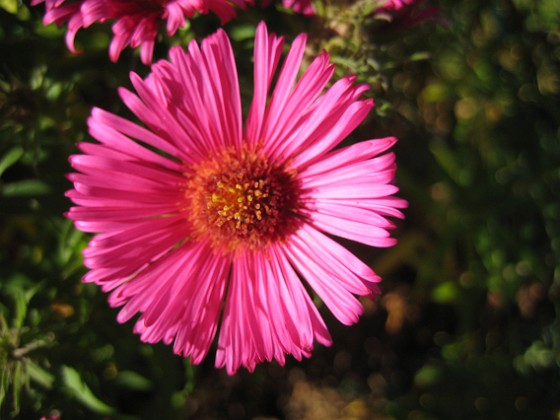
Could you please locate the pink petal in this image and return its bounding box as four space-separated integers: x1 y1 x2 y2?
245 22 284 145
302 137 398 177
311 210 397 248
284 236 366 326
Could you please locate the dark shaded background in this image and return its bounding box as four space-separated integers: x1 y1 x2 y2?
1 0 559 418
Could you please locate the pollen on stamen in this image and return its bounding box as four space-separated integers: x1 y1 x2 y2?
183 145 304 253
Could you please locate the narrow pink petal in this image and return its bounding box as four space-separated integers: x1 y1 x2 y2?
200 29 243 149
66 206 175 222
89 107 184 168
164 3 190 34
65 14 84 53
139 39 155 65
85 216 185 249
262 32 307 138
311 211 397 248
83 267 130 290
81 219 187 270
245 22 284 144
264 75 371 166
108 20 132 62
69 155 183 187
284 237 365 326
291 98 374 169
301 152 397 189
117 87 179 149
128 243 230 365
297 226 382 294
70 181 182 205
268 245 332 347
301 137 398 178
165 47 215 153
314 201 396 229
263 51 335 158
216 249 333 374
66 189 177 209
162 32 243 153
337 197 408 219
311 183 400 199
82 226 183 270
81 0 109 27
112 244 200 323
74 142 180 178
217 253 269 374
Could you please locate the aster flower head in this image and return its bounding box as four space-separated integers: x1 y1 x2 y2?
374 0 439 27
261 0 313 15
281 0 313 15
378 0 415 11
31 0 250 64
66 22 406 374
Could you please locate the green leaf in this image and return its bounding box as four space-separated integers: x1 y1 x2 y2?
1 180 51 197
0 147 24 177
61 366 114 415
115 370 152 392
331 56 359 69
12 362 25 415
27 361 54 390
410 52 431 62
0 366 7 410
5 277 43 329
0 0 17 14
229 24 256 42
12 289 27 330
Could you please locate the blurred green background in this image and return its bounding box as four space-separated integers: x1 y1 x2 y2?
1 0 559 418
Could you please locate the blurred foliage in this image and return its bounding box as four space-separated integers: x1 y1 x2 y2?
1 0 559 419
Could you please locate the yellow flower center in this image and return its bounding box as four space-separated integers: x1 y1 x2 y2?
184 146 303 253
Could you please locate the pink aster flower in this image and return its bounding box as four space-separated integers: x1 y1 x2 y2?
378 0 415 11
259 0 313 15
375 0 439 27
280 0 313 15
31 0 249 64
66 22 406 374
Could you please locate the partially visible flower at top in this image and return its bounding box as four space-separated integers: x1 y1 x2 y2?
377 0 415 12
375 0 439 28
281 0 313 15
66 22 406 374
261 0 313 16
31 0 250 64
269 0 434 16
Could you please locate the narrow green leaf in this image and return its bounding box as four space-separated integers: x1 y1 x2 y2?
0 0 17 14
115 370 152 392
0 368 7 409
12 362 25 415
62 366 114 415
229 24 256 42
1 180 51 197
410 51 431 62
27 361 54 390
331 56 359 69
12 290 27 330
0 147 24 177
